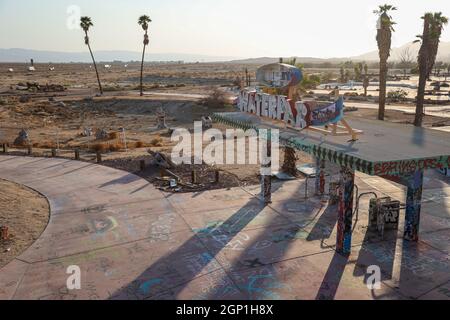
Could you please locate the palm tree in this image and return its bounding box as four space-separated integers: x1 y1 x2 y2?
414 12 448 127
138 15 152 97
374 4 396 121
363 63 370 96
80 16 103 95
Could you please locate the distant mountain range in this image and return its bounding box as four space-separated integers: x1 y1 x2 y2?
0 48 239 63
231 41 450 64
2 41 450 64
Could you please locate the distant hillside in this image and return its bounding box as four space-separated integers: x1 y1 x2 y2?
231 41 450 65
229 57 350 65
352 41 450 62
0 48 239 63
3 41 450 64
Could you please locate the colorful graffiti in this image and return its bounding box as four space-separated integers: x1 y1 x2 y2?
374 156 450 176
237 90 343 129
404 171 424 241
256 63 303 88
336 167 355 254
297 98 344 129
315 158 326 196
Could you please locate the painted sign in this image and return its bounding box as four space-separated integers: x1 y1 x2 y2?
298 99 344 128
238 90 344 129
256 63 303 88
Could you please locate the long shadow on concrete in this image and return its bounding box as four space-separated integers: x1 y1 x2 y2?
205 188 339 299
109 184 284 300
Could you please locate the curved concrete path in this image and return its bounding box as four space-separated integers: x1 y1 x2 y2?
1 155 449 300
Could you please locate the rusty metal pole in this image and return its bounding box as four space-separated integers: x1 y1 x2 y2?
27 145 32 155
191 170 197 184
140 159 146 171
75 148 80 160
51 148 57 157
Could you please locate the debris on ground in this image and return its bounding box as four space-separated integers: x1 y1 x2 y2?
16 82 66 92
148 150 176 169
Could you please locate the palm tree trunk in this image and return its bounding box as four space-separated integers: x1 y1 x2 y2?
85 33 103 95
415 68 427 127
140 44 146 97
378 59 387 120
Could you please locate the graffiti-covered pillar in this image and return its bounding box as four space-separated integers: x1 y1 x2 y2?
261 132 272 205
403 170 424 241
315 158 326 196
336 166 355 254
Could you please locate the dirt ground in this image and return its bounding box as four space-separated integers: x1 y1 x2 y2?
1 62 449 193
0 179 50 268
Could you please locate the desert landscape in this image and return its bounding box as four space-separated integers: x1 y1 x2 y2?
1 0 450 305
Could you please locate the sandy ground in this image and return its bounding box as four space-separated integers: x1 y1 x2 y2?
0 179 49 268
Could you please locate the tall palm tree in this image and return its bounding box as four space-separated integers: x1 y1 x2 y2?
374 4 396 121
414 12 448 127
80 16 103 95
138 15 152 97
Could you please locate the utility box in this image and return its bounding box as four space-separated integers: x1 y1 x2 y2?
369 197 400 232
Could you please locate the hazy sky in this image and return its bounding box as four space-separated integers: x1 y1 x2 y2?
1 0 450 58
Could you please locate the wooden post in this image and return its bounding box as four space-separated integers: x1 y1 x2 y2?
75 148 80 160
2 143 8 153
140 159 146 171
191 170 197 184
214 170 220 184
51 148 57 157
0 226 8 240
96 151 102 163
27 145 32 155
336 166 355 255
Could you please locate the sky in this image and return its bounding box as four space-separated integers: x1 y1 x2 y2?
1 0 450 59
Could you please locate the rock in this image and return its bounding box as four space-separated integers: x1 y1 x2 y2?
202 116 213 130
19 95 30 103
57 102 66 108
148 150 175 169
95 128 108 140
82 127 93 137
14 129 30 146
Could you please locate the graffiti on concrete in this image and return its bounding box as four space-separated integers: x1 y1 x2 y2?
374 156 450 176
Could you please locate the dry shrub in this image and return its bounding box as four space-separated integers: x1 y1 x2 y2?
91 143 107 153
200 88 227 108
135 141 145 148
108 132 119 140
34 141 56 149
109 143 123 152
149 137 163 147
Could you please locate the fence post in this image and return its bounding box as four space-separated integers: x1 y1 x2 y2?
96 151 102 163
